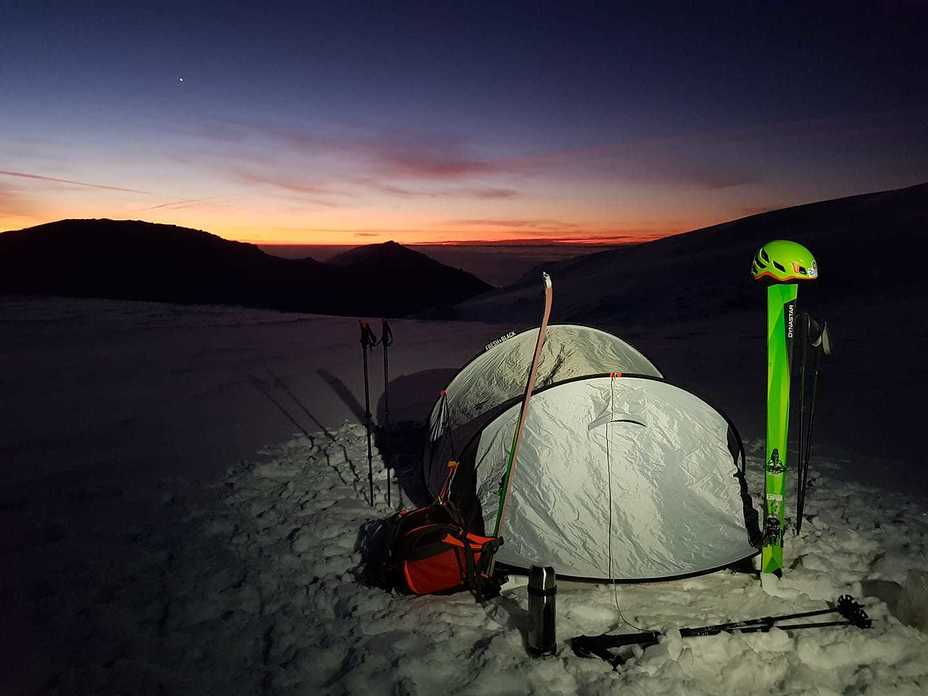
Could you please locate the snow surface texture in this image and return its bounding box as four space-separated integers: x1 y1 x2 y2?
38 424 928 695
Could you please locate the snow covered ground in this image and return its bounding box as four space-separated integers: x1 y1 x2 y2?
3 297 927 694
31 423 928 695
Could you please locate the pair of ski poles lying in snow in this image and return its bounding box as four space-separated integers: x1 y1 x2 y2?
571 594 872 670
359 319 398 508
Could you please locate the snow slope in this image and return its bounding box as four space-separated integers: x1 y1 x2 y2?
3 297 927 695
35 423 928 695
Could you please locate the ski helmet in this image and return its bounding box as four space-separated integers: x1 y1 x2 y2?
751 240 818 283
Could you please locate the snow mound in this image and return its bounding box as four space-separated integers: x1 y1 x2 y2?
43 425 928 695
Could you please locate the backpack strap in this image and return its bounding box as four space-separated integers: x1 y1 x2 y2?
452 529 503 601
436 460 459 504
471 537 503 600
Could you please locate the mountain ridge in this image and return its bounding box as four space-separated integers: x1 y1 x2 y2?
447 182 928 324
0 218 491 317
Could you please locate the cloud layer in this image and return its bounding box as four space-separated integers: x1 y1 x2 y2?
0 170 150 195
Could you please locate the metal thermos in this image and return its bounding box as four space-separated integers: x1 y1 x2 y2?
527 565 557 655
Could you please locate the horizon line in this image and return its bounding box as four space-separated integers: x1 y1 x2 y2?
5 181 922 244
251 235 670 247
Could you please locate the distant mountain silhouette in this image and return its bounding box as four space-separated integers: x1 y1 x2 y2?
329 240 490 313
448 182 928 324
0 219 491 316
331 240 444 270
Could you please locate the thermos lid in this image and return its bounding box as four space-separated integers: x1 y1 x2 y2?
528 565 557 594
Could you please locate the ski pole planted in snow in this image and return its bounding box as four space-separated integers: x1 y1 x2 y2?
750 240 819 575
381 319 395 508
382 319 392 428
796 312 830 534
359 321 379 506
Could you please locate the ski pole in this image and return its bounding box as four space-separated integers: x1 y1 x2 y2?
382 319 392 428
797 355 819 528
381 319 394 508
796 316 829 534
679 594 869 636
797 312 811 534
359 321 378 506
571 595 870 668
797 313 812 534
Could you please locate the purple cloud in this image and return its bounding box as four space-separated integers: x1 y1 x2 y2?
0 169 149 194
196 120 525 199
140 198 216 212
446 218 582 230
229 169 351 208
360 132 500 179
246 123 506 180
361 180 519 199
431 229 669 244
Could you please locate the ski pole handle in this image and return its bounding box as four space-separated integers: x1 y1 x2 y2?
359 321 379 348
381 319 393 347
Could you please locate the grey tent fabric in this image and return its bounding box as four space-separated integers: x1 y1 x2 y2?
426 325 661 491
430 325 661 440
470 377 757 580
422 324 759 582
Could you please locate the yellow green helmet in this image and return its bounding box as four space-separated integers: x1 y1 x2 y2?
751 239 818 283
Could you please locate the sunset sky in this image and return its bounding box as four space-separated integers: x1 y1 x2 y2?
2 1 926 245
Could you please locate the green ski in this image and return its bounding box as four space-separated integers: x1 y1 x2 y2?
752 240 818 575
761 282 798 573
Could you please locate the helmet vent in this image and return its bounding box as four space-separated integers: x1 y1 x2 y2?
752 240 817 282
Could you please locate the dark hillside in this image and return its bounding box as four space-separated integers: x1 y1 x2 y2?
0 219 490 316
450 183 928 324
330 240 491 311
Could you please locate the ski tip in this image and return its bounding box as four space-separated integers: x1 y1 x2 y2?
542 272 552 288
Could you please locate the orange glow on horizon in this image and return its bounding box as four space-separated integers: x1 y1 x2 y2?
1 203 692 247
0 165 768 248
248 233 673 247
215 223 684 247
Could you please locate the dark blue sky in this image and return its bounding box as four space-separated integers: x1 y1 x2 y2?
2 1 926 243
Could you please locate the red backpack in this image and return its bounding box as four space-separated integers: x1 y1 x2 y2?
386 502 501 597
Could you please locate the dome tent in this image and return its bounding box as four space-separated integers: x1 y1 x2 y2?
426 325 663 489
424 325 760 581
